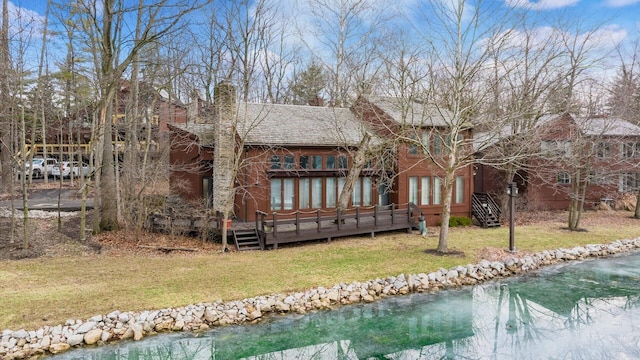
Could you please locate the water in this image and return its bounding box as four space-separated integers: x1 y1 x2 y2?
53 252 640 359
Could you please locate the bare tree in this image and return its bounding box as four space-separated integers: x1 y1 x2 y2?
608 39 640 218
406 0 522 253
67 0 207 233
0 0 11 190
297 0 390 106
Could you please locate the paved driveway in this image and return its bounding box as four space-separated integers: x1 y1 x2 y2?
0 188 94 212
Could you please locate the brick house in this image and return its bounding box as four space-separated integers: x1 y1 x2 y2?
475 113 640 210
169 88 474 226
44 81 186 154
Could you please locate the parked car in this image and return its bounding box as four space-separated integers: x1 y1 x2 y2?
18 158 58 179
51 161 92 179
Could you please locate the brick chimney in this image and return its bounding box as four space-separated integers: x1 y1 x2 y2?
212 81 236 214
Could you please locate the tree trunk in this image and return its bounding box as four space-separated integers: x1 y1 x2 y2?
99 97 120 231
437 170 455 253
20 100 28 249
634 187 640 219
337 134 371 213
0 0 11 190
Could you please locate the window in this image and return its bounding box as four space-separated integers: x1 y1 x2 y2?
557 172 571 184
409 177 418 204
619 173 640 193
299 178 310 208
338 156 348 169
271 178 296 210
350 177 373 206
623 142 640 158
588 171 613 186
283 179 294 210
312 178 323 207
352 178 362 206
421 133 430 154
421 177 430 205
433 135 443 155
284 155 295 169
326 155 336 169
378 181 391 206
299 156 309 169
541 140 572 157
434 177 442 204
202 177 213 206
409 134 419 155
596 142 611 158
270 155 281 169
270 179 282 210
312 155 323 169
455 176 464 203
363 177 372 206
326 177 337 207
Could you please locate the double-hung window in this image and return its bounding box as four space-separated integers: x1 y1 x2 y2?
433 177 442 204
455 176 464 203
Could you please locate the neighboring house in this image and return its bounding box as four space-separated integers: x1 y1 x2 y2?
40 80 186 157
169 88 474 226
476 113 640 210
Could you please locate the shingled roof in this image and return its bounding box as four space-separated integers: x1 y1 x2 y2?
578 117 640 137
174 102 369 147
366 96 453 127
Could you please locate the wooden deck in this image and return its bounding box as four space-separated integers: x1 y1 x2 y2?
146 203 421 250
256 203 420 249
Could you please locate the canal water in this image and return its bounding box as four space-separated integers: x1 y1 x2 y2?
53 251 640 359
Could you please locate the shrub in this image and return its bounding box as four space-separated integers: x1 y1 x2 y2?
448 216 472 227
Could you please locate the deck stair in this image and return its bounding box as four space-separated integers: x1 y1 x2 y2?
233 229 264 251
472 193 501 228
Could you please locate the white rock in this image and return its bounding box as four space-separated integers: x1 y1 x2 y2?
131 323 143 341
66 334 84 346
76 321 96 334
12 330 28 339
84 329 102 345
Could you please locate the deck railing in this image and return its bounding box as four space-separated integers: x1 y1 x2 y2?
256 203 418 249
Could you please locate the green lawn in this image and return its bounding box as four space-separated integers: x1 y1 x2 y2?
1 210 638 331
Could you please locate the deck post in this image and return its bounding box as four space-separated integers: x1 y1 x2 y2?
255 213 260 232
316 210 321 232
356 207 360 228
295 212 300 235
374 205 378 226
391 203 396 224
272 212 278 245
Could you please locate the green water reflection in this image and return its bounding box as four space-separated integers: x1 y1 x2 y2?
53 251 640 359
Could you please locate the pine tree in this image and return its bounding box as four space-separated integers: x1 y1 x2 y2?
288 62 326 106
608 64 640 124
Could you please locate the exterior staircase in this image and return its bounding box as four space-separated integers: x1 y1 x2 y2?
471 193 501 228
232 229 264 251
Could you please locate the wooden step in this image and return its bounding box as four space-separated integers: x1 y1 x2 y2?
233 230 263 251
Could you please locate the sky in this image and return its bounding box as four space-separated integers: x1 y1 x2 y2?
3 0 640 84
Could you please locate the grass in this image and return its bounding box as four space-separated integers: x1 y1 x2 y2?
1 210 638 331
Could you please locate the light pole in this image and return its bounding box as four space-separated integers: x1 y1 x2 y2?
507 182 518 252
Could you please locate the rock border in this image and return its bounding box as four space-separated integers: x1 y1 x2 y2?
2 237 639 359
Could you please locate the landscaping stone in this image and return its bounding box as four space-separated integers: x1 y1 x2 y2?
1 237 639 359
83 329 102 345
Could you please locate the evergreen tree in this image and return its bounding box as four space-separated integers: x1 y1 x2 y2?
288 62 326 106
608 64 640 124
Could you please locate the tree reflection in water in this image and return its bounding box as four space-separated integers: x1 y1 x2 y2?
53 253 640 360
